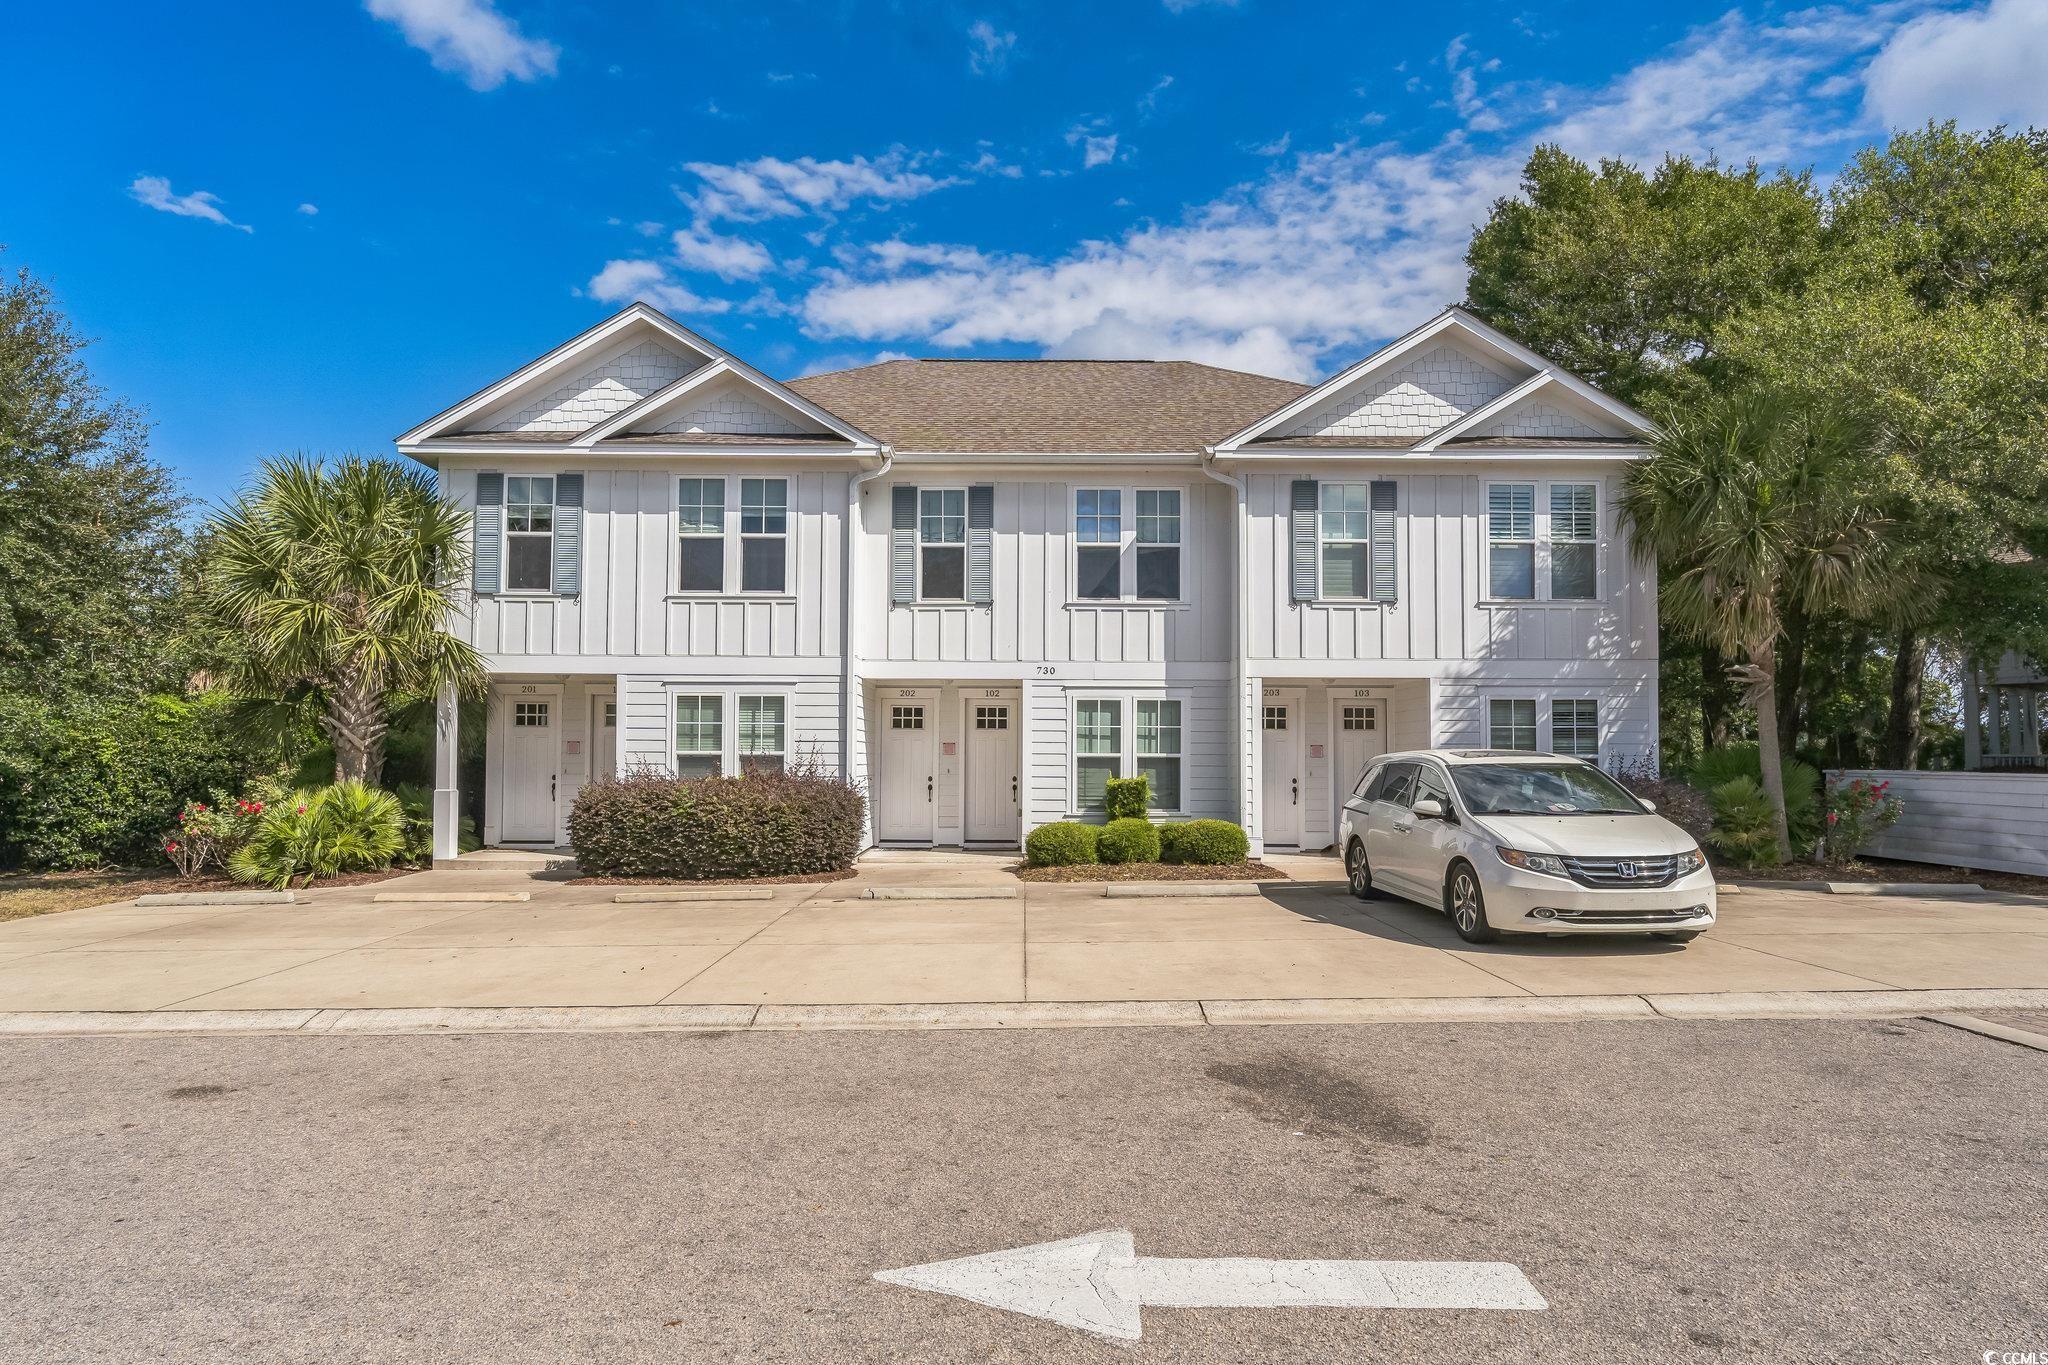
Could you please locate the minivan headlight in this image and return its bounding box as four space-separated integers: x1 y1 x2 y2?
1675 848 1707 875
1497 847 1570 878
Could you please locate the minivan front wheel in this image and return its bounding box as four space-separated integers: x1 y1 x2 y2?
1446 862 1499 943
1345 840 1379 900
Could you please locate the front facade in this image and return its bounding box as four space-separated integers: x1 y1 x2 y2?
400 304 1659 859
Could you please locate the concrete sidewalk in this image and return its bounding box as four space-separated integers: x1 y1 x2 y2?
2 850 2046 1022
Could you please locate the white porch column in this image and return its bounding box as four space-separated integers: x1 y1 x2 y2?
1962 664 1983 770
431 681 462 862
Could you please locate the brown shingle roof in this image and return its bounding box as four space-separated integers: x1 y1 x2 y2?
784 359 1308 454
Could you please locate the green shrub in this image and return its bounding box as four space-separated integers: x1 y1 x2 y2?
1705 777 1784 868
1102 776 1150 820
228 780 406 889
1160 819 1250 865
1097 817 1161 864
0 691 261 870
393 783 480 865
1025 821 1099 867
1689 744 1821 851
568 768 865 879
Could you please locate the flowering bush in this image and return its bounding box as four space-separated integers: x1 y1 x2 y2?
162 783 284 878
1817 776 1904 867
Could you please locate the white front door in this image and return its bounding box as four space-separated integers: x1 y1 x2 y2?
876 699 935 843
591 693 618 783
964 698 1019 844
501 692 560 843
1332 698 1388 811
1260 698 1301 847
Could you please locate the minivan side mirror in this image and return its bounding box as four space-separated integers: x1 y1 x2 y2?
1412 797 1446 820
1640 799 1657 813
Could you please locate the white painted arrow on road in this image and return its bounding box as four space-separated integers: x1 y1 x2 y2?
874 1228 1547 1341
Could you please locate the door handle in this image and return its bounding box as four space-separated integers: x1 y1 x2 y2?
550 775 557 802
1291 777 1299 805
1011 775 1019 808
1393 822 1412 834
927 775 934 803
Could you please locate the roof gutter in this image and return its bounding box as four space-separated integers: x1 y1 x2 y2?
1200 446 1251 834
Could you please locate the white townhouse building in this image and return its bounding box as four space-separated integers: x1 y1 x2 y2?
398 303 1660 860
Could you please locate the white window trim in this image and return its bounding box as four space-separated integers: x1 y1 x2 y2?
916 486 970 603
1482 690 1605 759
1315 481 1373 602
668 686 796 776
675 476 728 595
1070 483 1191 607
739 476 791 597
502 473 557 596
667 475 797 601
1482 477 1603 603
1067 690 1190 816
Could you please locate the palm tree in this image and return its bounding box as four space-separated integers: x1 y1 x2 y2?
195 455 486 784
1621 390 1901 861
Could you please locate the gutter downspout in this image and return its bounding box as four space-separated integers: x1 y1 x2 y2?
844 448 895 845
1201 448 1250 840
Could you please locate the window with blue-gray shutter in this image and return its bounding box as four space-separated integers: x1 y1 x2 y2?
967 484 994 605
890 485 917 605
553 472 583 596
1290 479 1318 601
473 471 503 595
1368 479 1397 602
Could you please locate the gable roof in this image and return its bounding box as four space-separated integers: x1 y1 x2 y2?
784 359 1307 455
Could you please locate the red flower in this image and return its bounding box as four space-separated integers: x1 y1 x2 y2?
295 805 307 815
165 842 178 852
1826 812 1839 825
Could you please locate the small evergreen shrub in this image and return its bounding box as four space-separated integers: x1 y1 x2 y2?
1690 744 1821 851
568 767 865 879
1160 819 1250 865
1705 777 1784 868
228 780 406 889
1102 776 1150 820
1097 817 1161 865
1025 820 1099 867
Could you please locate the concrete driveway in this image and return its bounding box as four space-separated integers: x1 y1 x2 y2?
2 851 2047 1018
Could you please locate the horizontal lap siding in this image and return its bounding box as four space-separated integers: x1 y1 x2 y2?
619 674 843 775
1836 770 2048 876
1432 673 1657 772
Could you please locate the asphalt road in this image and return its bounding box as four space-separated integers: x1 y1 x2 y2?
3 1017 2042 1364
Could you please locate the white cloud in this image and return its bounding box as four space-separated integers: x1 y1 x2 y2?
128 176 253 233
1066 121 1121 168
1162 0 1240 11
680 149 960 222
586 259 729 315
1443 34 1506 132
363 0 558 91
1864 0 2048 130
671 225 776 280
297 203 319 216
1138 75 1175 120
1247 132 1291 157
794 6 1903 380
967 20 1017 76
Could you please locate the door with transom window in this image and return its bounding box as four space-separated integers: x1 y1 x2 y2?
876 693 936 843
963 693 1020 844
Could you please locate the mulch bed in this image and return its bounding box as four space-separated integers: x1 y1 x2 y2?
1720 858 2048 896
570 868 858 887
1012 861 1287 883
0 865 418 922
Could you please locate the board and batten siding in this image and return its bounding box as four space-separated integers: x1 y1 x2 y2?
1834 770 2048 877
1242 467 1654 666
443 460 848 662
859 476 1233 665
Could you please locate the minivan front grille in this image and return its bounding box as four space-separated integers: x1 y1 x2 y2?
1561 855 1679 888
1548 906 1705 924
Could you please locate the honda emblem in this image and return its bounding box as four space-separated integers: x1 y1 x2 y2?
1617 861 1638 878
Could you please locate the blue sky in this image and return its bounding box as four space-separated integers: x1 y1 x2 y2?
6 0 2043 503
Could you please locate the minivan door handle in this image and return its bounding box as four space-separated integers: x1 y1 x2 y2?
1392 821 1413 834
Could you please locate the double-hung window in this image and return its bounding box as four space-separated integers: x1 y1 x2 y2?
1549 483 1598 599
505 475 555 592
1135 700 1182 810
675 696 723 777
1487 484 1537 599
677 478 725 593
918 489 967 600
1135 491 1181 600
1319 484 1372 599
740 478 788 593
1074 700 1122 809
737 695 786 774
1488 698 1538 751
1551 698 1599 758
1075 489 1122 599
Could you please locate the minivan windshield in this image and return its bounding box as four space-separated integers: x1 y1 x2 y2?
1450 762 1645 816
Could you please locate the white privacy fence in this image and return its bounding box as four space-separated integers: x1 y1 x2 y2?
1833 770 2048 877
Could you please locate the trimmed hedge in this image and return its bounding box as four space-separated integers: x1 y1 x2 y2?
1097 817 1161 864
1026 820 1098 867
1160 819 1250 865
568 769 865 879
1102 776 1150 821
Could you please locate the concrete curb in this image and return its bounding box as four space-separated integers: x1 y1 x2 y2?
134 891 295 907
1728 879 1988 896
372 891 530 904
1104 882 1258 898
6 987 2048 1038
612 889 775 903
1925 1013 2048 1053
861 887 1020 900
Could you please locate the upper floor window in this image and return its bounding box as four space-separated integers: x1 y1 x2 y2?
1135 490 1181 601
1319 484 1372 599
1488 481 1599 601
919 489 968 601
740 478 787 593
1076 489 1122 600
678 477 726 593
505 475 555 592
